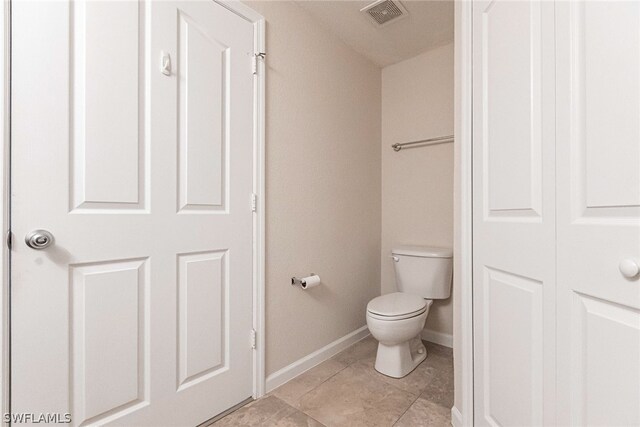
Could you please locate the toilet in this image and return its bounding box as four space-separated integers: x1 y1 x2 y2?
366 245 453 378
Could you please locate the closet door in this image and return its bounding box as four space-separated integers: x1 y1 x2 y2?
472 1 556 426
556 2 640 426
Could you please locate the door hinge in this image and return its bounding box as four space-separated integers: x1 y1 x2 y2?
250 329 257 349
5 230 11 250
251 193 257 212
252 52 266 75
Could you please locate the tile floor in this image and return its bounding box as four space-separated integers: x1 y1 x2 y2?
213 336 453 427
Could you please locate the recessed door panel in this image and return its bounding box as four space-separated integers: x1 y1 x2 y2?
571 294 640 427
483 0 542 218
178 12 229 213
178 251 228 390
71 0 147 211
580 2 640 213
483 268 542 427
70 259 148 425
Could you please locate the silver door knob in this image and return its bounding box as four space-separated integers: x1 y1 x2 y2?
619 259 639 279
25 230 54 250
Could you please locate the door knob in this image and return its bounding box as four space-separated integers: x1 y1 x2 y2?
25 230 54 250
619 259 639 279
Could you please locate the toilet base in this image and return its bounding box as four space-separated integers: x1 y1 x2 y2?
374 336 426 378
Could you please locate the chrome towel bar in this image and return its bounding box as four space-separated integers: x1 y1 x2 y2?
391 134 454 152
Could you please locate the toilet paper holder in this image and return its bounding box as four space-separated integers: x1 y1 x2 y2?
291 274 316 287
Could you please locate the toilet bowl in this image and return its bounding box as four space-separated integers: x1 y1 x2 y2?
366 292 433 378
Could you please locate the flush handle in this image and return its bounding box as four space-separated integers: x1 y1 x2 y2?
390 256 399 262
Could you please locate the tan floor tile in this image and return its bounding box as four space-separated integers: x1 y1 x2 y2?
422 349 454 373
213 396 290 427
263 405 325 427
330 335 378 366
419 366 454 409
297 362 417 427
271 358 348 406
394 397 451 427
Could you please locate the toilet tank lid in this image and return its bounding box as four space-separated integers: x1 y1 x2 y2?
391 245 453 258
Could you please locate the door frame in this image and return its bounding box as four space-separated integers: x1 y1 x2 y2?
1 1 9 424
217 0 268 399
453 1 474 426
0 1 266 423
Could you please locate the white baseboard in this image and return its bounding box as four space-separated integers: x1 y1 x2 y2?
451 406 463 427
265 325 370 393
421 328 453 348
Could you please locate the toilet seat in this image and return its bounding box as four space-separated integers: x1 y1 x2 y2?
366 292 429 321
367 307 427 321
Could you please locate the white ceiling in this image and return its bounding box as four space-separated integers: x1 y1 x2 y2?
296 0 454 68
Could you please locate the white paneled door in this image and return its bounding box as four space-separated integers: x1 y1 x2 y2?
473 1 640 426
556 2 640 425
472 1 557 425
11 1 256 425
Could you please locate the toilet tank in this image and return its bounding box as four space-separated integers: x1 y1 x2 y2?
391 245 453 299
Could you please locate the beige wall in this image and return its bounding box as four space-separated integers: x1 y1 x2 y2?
381 44 455 337
244 1 382 376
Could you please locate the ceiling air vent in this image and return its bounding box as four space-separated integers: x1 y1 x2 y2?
361 0 408 27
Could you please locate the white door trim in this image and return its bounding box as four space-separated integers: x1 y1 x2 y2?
0 1 266 422
213 0 268 399
453 1 474 426
199 0 267 402
1 1 9 424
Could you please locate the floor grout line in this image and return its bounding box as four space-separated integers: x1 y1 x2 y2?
291 338 377 405
259 402 292 425
255 395 329 426
290 341 375 420
350 357 428 399
391 392 422 427
290 361 350 408
307 414 328 427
